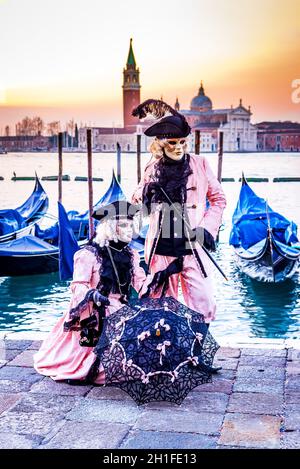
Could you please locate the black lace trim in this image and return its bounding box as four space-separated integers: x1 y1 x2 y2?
152 153 193 205
64 288 95 330
84 244 102 264
88 241 135 302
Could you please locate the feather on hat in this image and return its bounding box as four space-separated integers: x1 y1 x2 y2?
132 99 191 138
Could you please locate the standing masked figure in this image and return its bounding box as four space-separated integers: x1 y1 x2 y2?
34 200 146 384
132 99 226 324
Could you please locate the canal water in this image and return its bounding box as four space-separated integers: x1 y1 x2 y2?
0 151 299 341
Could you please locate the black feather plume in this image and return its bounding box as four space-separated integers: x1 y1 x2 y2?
132 99 178 119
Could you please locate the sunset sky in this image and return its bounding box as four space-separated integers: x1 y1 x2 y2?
0 0 299 132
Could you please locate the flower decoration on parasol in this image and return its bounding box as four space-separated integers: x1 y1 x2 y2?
94 297 219 405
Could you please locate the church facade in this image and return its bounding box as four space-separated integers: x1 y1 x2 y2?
79 41 257 153
180 82 257 152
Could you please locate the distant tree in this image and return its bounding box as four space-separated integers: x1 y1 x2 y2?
47 121 61 136
5 125 10 137
32 116 44 136
19 116 34 136
15 116 44 136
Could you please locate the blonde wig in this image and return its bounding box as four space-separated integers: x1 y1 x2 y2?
93 216 141 247
93 219 118 247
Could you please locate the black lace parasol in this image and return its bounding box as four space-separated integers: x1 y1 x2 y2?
94 297 219 405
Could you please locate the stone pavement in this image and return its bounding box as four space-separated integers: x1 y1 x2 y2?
0 337 299 449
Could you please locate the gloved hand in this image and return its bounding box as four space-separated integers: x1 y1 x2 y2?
89 290 110 307
203 229 216 252
188 227 216 252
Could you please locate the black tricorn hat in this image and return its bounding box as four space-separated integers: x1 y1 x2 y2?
132 99 191 139
92 200 140 222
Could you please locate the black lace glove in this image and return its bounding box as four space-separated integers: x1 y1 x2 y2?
203 229 216 252
188 227 216 252
89 290 110 307
79 315 100 347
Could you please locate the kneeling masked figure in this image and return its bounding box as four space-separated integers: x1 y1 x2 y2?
34 200 146 384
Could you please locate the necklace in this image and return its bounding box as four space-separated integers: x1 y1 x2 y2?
106 246 129 289
109 240 129 253
109 245 123 252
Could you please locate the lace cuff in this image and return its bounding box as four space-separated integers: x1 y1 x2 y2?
64 288 96 331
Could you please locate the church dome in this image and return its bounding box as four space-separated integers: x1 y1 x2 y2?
190 82 212 112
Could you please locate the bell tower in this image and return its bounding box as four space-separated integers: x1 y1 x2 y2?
123 38 141 128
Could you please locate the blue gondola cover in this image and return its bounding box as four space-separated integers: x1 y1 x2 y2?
230 179 298 249
58 202 79 281
0 177 48 236
0 235 58 256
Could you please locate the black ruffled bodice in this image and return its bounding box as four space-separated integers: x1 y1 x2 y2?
143 153 194 257
152 153 193 205
88 240 134 299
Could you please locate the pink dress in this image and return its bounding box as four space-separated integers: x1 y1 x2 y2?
34 246 146 383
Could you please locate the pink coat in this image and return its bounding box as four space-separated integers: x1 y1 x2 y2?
132 153 226 264
34 247 146 382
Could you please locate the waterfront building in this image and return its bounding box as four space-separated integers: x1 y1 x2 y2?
256 121 300 152
78 124 150 153
0 135 51 152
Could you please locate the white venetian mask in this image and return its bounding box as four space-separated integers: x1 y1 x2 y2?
164 138 186 160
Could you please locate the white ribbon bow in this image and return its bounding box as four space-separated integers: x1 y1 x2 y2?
121 358 133 371
137 330 151 342
110 338 118 351
154 318 171 332
170 370 179 383
195 332 203 343
188 356 199 366
184 313 192 320
141 373 150 384
156 340 171 365
116 316 127 328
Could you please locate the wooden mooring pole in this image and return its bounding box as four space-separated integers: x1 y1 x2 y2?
217 131 224 183
137 134 141 183
58 132 63 203
116 142 121 183
87 128 94 238
195 130 200 155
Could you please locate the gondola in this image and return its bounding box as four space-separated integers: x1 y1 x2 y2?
229 175 300 282
0 206 87 277
0 235 64 276
0 171 144 277
0 174 49 243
